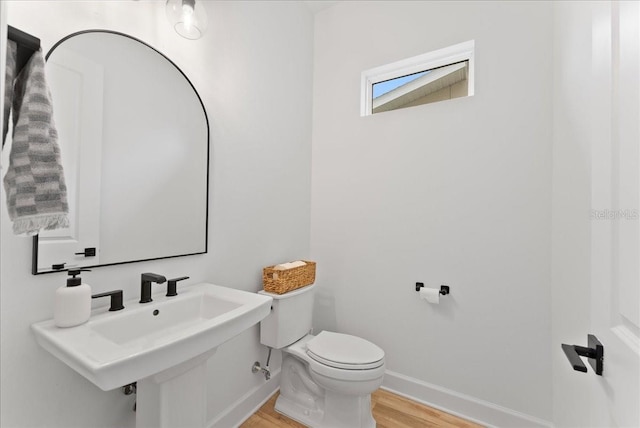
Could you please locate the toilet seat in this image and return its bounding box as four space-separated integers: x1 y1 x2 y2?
306 331 384 370
283 333 386 386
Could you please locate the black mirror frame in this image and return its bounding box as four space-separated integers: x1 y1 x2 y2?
32 29 210 275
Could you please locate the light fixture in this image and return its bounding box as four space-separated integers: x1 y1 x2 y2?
166 0 208 40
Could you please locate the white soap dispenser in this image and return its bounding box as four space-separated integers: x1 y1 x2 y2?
54 269 91 328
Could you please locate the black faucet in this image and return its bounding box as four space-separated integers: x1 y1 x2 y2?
139 273 166 303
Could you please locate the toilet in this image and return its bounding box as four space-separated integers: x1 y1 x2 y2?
259 284 385 428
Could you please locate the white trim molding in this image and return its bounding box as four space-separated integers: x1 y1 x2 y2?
382 370 553 428
361 40 475 116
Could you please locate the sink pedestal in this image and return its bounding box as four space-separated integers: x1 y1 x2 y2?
136 350 216 428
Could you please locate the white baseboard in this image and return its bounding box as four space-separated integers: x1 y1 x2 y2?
382 370 553 428
207 368 552 428
207 369 281 428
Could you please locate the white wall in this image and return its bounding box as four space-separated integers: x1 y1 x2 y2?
0 2 313 427
310 1 553 424
551 2 593 427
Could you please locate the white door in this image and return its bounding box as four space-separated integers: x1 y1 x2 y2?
587 2 639 426
35 47 104 272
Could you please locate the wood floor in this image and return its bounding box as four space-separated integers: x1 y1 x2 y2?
240 389 484 428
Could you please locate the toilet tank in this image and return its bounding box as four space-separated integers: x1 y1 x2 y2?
258 284 315 349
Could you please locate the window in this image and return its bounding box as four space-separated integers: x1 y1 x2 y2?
361 40 474 116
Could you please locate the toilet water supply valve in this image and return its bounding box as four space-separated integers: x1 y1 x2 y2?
252 347 272 380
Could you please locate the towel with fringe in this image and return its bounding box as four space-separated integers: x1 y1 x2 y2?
3 46 69 235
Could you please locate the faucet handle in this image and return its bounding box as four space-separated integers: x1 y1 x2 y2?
167 276 189 297
92 290 124 311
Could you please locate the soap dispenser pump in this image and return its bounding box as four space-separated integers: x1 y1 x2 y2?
54 269 92 328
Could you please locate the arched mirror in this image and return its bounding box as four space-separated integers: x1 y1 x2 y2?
32 30 209 274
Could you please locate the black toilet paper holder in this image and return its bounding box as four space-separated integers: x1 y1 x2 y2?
415 283 450 295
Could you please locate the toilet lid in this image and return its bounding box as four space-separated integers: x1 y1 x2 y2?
306 331 384 370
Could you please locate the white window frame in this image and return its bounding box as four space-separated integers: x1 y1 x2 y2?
360 40 475 116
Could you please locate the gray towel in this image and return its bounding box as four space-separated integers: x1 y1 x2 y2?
3 41 17 146
3 48 69 235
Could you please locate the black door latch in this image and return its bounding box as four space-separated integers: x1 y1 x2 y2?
562 334 604 375
75 247 96 257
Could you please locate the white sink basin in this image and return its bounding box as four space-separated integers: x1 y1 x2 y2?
32 283 273 391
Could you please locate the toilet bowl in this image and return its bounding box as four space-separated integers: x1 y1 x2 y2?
259 284 385 428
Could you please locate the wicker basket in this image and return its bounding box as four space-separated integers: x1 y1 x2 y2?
263 261 316 294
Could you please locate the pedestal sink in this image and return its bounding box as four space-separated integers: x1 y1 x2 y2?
31 283 273 428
